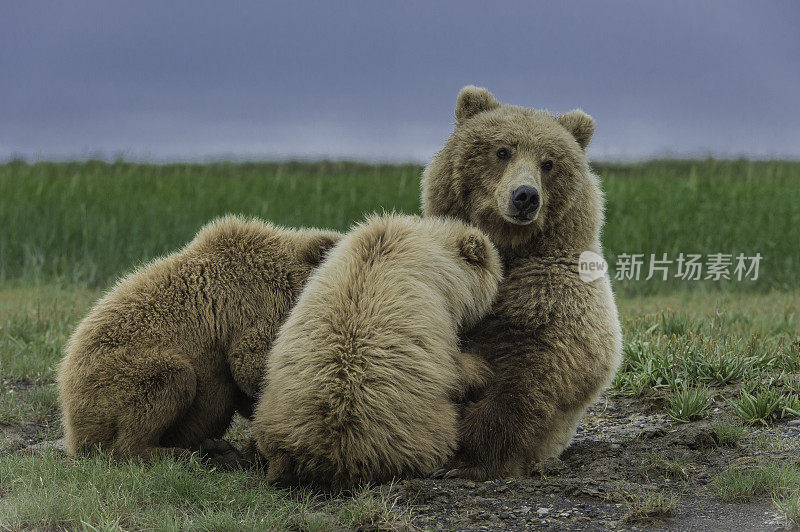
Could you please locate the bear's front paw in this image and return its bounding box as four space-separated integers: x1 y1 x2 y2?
199 438 246 470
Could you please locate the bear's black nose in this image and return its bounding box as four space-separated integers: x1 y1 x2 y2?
511 185 540 214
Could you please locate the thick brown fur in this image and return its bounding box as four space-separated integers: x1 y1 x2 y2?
57 215 341 460
251 214 502 490
422 86 623 480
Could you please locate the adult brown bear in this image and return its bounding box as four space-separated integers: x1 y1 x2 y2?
423 86 623 480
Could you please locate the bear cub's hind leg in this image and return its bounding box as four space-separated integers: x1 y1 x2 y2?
106 349 197 461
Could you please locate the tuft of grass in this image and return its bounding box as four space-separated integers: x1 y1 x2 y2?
336 485 415 531
623 491 679 523
692 347 749 386
780 392 800 419
775 492 800 529
638 452 689 481
750 433 795 452
665 383 712 423
658 312 702 336
712 462 799 502
711 421 746 446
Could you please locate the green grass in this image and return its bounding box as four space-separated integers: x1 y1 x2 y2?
0 451 412 531
712 461 800 528
711 421 746 446
0 384 59 426
712 462 799 502
610 292 800 402
775 493 800 529
0 284 100 382
750 432 795 452
638 452 690 481
2 160 799 293
600 159 800 294
0 161 422 287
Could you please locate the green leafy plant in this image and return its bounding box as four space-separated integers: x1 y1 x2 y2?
780 392 800 419
726 388 783 425
665 383 712 423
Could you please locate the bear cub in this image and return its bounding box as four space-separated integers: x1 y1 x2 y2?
58 215 341 460
251 213 502 490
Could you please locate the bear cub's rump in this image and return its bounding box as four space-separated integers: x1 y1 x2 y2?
58 215 341 460
252 214 503 490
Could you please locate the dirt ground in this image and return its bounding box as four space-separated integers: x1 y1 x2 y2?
3 382 798 531
380 395 799 531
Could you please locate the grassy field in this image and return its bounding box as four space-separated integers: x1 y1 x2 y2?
1 160 799 529
1 159 799 293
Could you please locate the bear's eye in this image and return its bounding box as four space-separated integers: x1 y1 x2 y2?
496 148 510 160
541 160 554 172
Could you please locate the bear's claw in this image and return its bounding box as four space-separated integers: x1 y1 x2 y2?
430 467 449 479
430 464 489 481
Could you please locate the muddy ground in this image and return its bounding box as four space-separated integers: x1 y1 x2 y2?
3 382 798 531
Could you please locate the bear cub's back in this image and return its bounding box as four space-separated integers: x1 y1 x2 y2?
253 213 502 489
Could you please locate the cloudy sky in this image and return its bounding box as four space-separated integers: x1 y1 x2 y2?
3 1 799 162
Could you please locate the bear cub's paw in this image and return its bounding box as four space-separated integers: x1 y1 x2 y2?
199 438 251 470
458 233 489 266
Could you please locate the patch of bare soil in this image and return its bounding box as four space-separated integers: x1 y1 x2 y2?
381 398 799 531
0 377 60 453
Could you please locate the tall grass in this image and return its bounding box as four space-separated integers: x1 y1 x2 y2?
0 161 421 286
601 159 800 293
1 159 798 294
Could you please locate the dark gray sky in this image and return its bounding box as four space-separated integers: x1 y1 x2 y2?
3 1 799 162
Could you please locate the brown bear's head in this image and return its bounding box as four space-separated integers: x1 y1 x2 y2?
421 86 605 258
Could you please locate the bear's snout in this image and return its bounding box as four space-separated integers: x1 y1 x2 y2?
511 185 540 216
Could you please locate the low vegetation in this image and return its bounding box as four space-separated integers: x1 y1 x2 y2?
712 462 799 503
0 450 412 530
711 421 746 446
2 160 799 528
623 490 680 523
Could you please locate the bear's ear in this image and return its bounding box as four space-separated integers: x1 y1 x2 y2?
455 86 501 124
557 110 594 150
298 233 340 266
458 233 488 267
